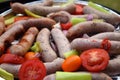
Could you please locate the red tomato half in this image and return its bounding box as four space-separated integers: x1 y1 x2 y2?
0 54 24 64
80 48 109 72
19 59 46 80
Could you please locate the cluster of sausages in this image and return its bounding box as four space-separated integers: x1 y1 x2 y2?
0 0 120 80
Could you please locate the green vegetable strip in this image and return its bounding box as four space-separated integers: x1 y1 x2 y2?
88 2 110 14
64 50 79 58
31 42 42 52
70 17 86 25
56 71 92 80
0 68 14 80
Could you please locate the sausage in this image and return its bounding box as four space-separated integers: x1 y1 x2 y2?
71 38 120 55
28 3 76 16
11 0 53 14
66 21 115 40
8 18 56 30
43 72 112 80
44 58 64 75
0 63 21 78
90 32 120 41
36 28 57 62
0 24 24 55
18 18 56 30
103 58 120 76
83 5 120 25
9 27 39 56
0 18 55 55
0 16 5 35
47 11 99 23
47 11 71 23
91 72 112 80
51 28 71 58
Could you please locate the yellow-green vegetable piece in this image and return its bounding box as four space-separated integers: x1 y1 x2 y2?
31 42 42 52
71 17 86 25
5 16 16 25
88 2 109 14
0 68 14 80
25 9 41 18
64 50 79 58
56 71 92 80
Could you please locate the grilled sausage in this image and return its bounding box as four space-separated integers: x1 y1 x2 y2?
9 27 39 56
36 28 57 62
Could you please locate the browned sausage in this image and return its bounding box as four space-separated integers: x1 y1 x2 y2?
0 24 24 55
90 32 120 41
36 28 57 62
29 3 76 16
71 38 120 55
83 5 120 25
0 16 5 35
103 58 120 76
43 72 112 80
47 11 71 23
44 58 64 75
47 11 99 23
66 21 115 40
0 18 55 55
7 18 56 30
11 0 53 14
9 27 39 56
51 28 71 58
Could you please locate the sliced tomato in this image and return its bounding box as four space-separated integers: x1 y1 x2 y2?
0 54 24 64
19 59 46 80
14 16 30 22
60 22 72 30
80 48 109 72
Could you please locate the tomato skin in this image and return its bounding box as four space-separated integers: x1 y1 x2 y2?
0 54 24 64
60 22 72 30
19 59 46 80
80 48 109 72
62 55 82 72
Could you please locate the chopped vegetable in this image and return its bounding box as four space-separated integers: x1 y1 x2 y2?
14 16 30 22
70 17 86 25
88 2 109 14
19 59 46 80
0 54 24 64
0 68 14 80
25 9 41 18
24 52 39 60
31 42 42 52
56 71 92 80
80 48 109 72
5 16 16 25
64 50 79 58
60 22 72 30
62 55 82 72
